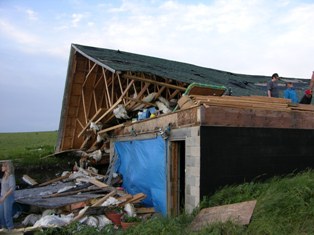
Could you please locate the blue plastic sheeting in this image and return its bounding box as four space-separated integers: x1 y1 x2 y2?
114 136 167 215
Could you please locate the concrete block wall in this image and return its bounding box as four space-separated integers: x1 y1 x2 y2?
185 126 201 213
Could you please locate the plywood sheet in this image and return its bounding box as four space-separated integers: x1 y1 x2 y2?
190 200 256 231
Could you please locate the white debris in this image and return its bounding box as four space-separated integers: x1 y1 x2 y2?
61 171 71 177
90 122 100 132
57 185 75 193
42 209 56 217
101 196 120 207
33 214 74 228
158 96 170 108
96 134 104 143
89 149 102 162
22 214 42 226
85 216 98 227
87 166 98 174
124 203 136 217
68 170 89 180
113 104 130 119
82 215 112 228
134 92 157 110
96 215 112 229
155 101 171 114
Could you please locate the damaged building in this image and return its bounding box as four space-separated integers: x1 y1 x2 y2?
54 43 314 216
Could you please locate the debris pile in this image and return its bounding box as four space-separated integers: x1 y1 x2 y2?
13 163 154 233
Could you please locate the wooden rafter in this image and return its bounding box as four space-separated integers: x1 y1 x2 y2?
117 73 124 97
76 119 84 129
111 73 115 105
83 63 97 87
123 74 186 91
169 89 181 99
103 68 112 107
93 92 98 110
81 90 87 124
155 86 166 98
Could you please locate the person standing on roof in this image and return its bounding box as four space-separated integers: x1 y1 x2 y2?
299 71 314 104
284 82 298 103
0 160 16 231
299 89 312 104
267 73 280 97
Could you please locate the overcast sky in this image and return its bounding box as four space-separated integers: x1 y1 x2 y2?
0 0 313 133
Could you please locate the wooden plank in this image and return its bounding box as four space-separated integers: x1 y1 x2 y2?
22 175 38 186
98 123 125 135
117 194 133 203
118 193 146 207
103 67 112 107
38 172 71 187
202 105 292 128
127 193 146 204
291 103 314 112
135 207 155 214
89 178 109 188
190 200 256 231
191 95 290 106
92 190 117 207
201 101 289 110
124 96 156 107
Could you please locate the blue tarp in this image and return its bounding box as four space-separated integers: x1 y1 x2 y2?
114 136 167 215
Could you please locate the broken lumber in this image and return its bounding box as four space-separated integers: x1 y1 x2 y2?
135 207 155 214
22 175 38 186
38 172 71 187
118 193 147 206
92 189 117 207
89 178 109 188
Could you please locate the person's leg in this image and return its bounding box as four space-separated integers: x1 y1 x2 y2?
0 203 6 228
3 194 14 229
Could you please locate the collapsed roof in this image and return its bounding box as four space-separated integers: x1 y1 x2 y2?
56 44 310 152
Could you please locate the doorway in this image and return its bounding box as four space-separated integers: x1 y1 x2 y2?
169 141 185 216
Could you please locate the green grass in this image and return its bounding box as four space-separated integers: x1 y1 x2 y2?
0 131 58 166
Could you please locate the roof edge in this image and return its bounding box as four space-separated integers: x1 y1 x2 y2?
72 44 116 73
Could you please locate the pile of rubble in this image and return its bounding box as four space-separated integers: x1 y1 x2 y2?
13 163 154 233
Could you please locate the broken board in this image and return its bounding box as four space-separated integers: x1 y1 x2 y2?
190 200 257 231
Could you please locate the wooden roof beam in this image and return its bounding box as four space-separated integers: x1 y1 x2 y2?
123 74 186 91
103 68 112 107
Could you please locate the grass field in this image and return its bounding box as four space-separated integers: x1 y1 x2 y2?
0 131 58 165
